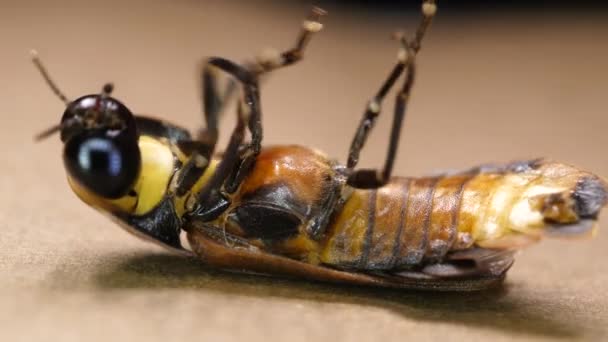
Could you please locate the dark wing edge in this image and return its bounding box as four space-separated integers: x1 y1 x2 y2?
186 228 513 292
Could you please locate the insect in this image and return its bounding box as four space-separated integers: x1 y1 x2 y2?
33 0 607 291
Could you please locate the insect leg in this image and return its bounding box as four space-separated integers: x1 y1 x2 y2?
199 63 236 150
347 59 416 189
186 99 248 220
198 5 325 135
197 6 325 146
220 8 326 192
164 64 239 198
249 7 326 75
134 116 193 142
186 8 325 197
170 57 247 199
344 0 437 189
139 63 253 199
184 11 325 197
205 57 262 157
186 58 261 220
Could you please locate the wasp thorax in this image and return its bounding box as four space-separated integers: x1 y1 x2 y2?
61 95 141 199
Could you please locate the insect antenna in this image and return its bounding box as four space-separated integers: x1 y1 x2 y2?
30 50 76 142
30 50 70 105
33 123 62 142
95 82 114 114
101 83 114 98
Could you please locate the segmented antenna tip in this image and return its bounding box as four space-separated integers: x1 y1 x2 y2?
102 83 114 95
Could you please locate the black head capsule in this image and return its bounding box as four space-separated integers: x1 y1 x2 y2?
61 91 141 199
31 50 141 199
61 94 141 199
31 51 142 200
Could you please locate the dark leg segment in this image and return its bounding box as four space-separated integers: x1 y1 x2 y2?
347 62 416 189
250 7 326 73
186 58 260 220
187 102 248 221
197 7 326 149
345 0 437 189
177 8 326 199
179 7 326 201
206 57 263 152
173 62 247 198
199 66 225 148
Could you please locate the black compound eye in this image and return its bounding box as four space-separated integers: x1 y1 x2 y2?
64 132 140 199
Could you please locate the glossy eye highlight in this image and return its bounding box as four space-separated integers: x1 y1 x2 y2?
64 132 140 199
78 138 123 176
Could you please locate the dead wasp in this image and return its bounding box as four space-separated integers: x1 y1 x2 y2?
33 0 608 291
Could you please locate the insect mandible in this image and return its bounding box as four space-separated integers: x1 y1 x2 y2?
33 0 608 291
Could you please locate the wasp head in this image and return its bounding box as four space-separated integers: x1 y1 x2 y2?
31 51 141 200
59 90 141 199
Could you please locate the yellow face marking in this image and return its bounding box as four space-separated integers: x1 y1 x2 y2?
68 135 176 216
68 176 137 214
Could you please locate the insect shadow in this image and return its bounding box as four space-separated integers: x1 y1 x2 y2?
91 251 588 339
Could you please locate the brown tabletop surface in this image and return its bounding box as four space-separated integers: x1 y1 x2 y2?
1 1 607 341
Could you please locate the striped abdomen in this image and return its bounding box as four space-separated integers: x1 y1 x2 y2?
318 159 608 270
319 175 474 270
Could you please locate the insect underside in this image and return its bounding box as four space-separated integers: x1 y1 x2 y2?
33 0 608 291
